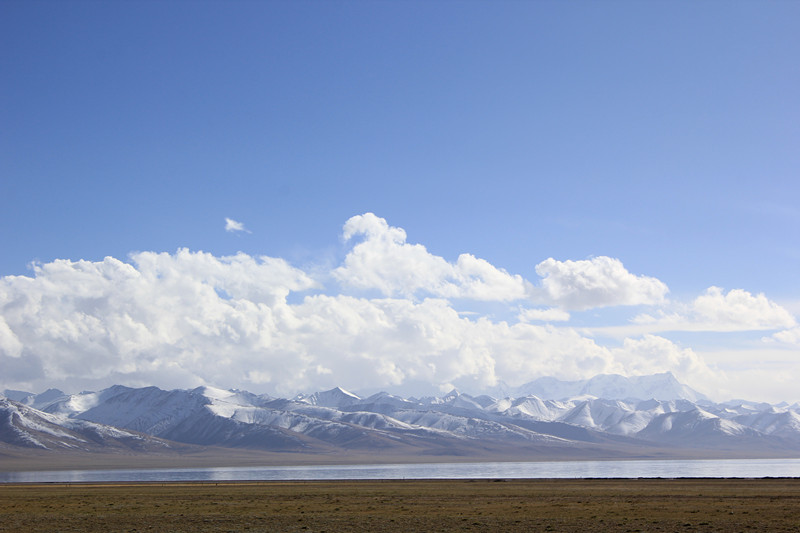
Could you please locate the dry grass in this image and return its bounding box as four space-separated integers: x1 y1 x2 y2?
2 478 800 532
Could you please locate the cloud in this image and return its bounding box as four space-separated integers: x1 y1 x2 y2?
518 307 571 323
633 286 796 332
610 334 713 382
771 327 800 345
225 217 249 233
0 316 23 358
0 251 318 392
0 213 790 400
0 245 670 397
334 213 531 301
692 287 796 330
533 256 668 311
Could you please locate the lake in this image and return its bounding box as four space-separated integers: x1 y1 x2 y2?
3 458 800 483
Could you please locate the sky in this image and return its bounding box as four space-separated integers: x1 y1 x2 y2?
1 1 799 402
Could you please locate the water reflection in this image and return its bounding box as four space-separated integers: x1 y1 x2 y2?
3 458 800 483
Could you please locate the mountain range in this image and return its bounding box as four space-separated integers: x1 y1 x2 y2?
3 373 800 467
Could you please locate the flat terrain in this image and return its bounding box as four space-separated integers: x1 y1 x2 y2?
1 478 799 532
1 445 771 473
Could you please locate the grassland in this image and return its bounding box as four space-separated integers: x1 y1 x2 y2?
1 478 799 532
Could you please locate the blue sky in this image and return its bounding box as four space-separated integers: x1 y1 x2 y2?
1 1 799 402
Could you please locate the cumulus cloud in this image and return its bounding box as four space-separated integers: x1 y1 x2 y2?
0 213 789 399
610 334 713 383
0 316 23 358
770 327 800 345
0 251 317 392
225 217 249 233
334 213 531 301
692 287 795 330
0 246 654 396
533 256 668 311
0 248 620 395
633 286 796 332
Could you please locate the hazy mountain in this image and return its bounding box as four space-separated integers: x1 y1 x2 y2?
509 372 708 402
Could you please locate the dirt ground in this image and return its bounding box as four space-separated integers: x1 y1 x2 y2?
1 478 799 532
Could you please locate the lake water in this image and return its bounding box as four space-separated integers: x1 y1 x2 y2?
3 458 800 483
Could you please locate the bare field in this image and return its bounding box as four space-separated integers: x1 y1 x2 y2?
1 478 799 532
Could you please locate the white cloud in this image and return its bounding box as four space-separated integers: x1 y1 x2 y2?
632 287 796 333
687 346 800 403
0 213 793 401
0 251 318 392
772 327 800 345
692 286 795 330
518 307 571 323
225 217 249 233
334 213 531 301
0 316 23 358
0 247 669 397
533 256 668 311
610 334 713 384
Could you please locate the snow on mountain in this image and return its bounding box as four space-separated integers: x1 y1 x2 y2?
293 387 362 409
77 386 208 435
559 399 633 430
0 398 172 452
636 408 768 449
2 389 36 403
6 373 800 458
1 388 71 410
605 410 655 436
388 409 564 444
70 385 457 451
486 395 706 437
73 386 317 450
734 409 800 439
37 385 137 416
633 373 709 402
352 391 422 414
488 396 567 421
195 386 272 409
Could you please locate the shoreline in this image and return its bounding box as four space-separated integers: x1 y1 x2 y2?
2 475 800 487
4 447 800 473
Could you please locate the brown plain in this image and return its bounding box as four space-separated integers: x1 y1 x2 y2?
2 478 799 532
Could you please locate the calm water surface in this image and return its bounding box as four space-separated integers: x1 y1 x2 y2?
3 458 800 483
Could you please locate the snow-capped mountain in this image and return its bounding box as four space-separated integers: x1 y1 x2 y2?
636 408 772 450
3 373 799 460
508 372 708 402
293 387 362 409
0 397 173 452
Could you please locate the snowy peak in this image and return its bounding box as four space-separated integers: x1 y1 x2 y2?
625 372 708 402
512 372 707 402
295 387 362 409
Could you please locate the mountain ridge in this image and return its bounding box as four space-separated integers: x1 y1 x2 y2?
3 373 800 463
